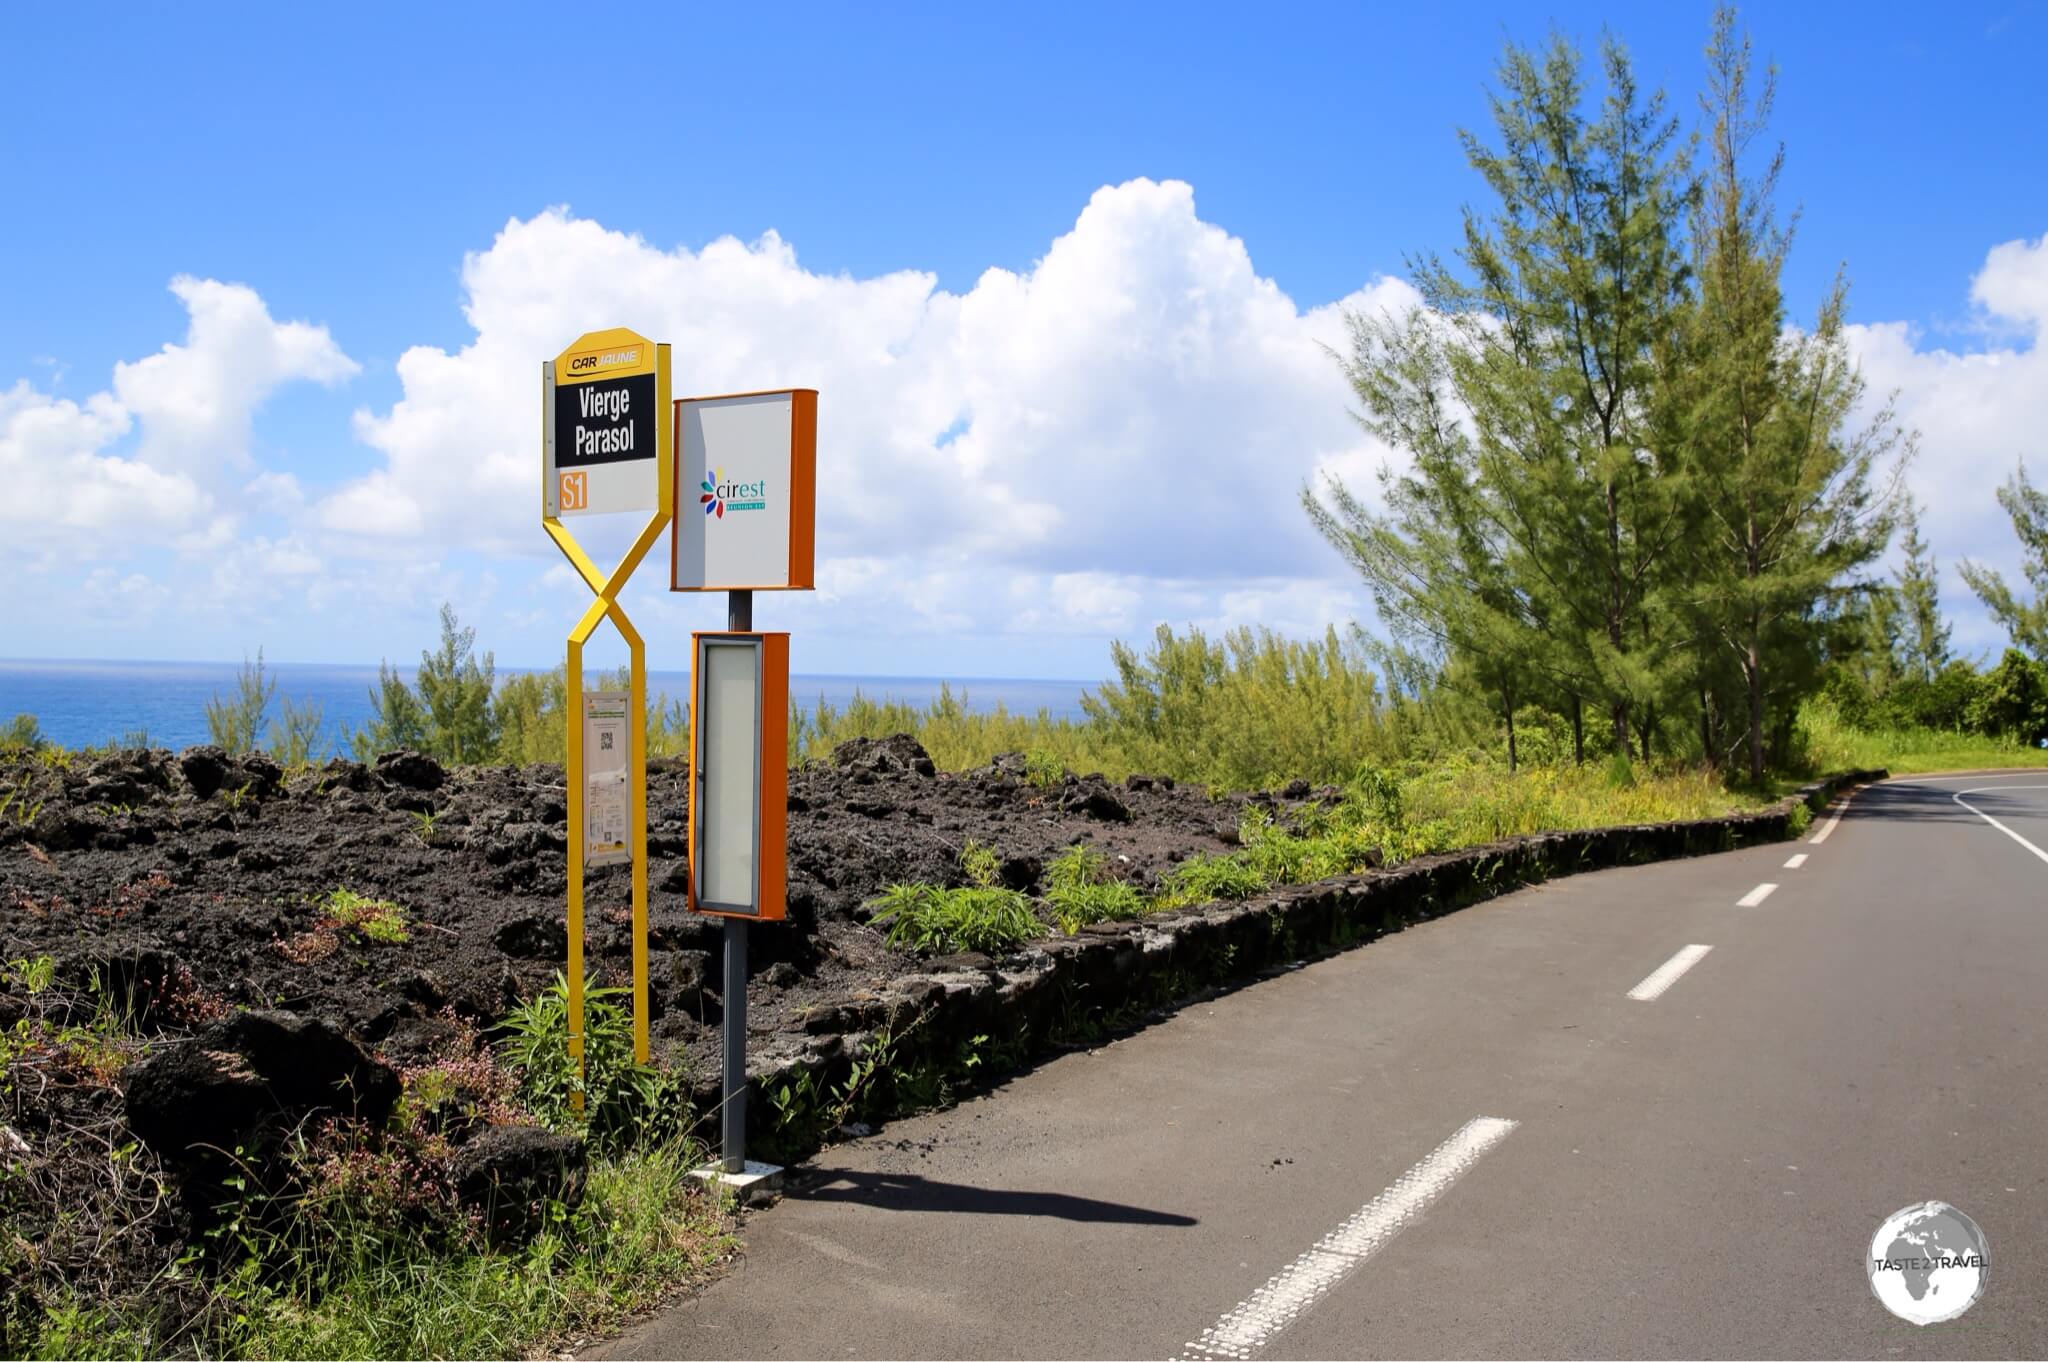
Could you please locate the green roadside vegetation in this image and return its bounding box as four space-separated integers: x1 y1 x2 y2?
2 964 730 1361
860 756 1776 958
1799 704 2048 777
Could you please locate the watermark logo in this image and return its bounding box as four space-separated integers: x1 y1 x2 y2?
699 467 767 519
1867 1201 1989 1325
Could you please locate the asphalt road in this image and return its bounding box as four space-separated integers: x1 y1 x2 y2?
597 773 2048 1359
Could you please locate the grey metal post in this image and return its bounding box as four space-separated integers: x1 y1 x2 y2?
722 588 753 1173
722 917 746 1172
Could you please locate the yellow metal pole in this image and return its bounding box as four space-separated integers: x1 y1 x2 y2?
630 342 669 1066
618 607 651 1064
565 627 585 1111
565 595 607 1111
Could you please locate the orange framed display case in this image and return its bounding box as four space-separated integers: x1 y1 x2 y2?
686 630 789 921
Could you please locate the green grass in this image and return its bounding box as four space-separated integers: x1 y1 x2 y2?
6 972 726 1362
1399 759 1759 841
1023 749 1066 788
1 773 43 828
865 840 1046 955
957 838 1002 889
866 883 1043 954
19 1139 730 1362
323 887 410 944
1154 852 1274 910
1798 702 2048 776
786 625 1412 788
870 760 1774 941
1043 845 1145 933
214 1139 726 1361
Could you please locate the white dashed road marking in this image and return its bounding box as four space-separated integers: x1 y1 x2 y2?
1954 785 2048 868
1180 1117 1518 1361
1627 944 1713 1001
1736 883 1778 907
1783 853 1808 869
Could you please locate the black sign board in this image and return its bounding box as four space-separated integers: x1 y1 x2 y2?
555 371 657 470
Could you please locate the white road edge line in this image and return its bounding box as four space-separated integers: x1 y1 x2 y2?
1737 883 1778 907
1627 944 1714 1001
1953 785 2048 868
1180 1117 1518 1361
1783 853 1808 869
1808 786 1862 844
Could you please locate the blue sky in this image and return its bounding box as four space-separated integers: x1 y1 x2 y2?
2 1 2044 680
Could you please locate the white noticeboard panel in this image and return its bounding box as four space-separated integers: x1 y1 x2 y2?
672 389 817 591
697 641 760 908
582 691 632 868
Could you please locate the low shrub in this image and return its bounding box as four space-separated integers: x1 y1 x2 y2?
1155 853 1271 910
866 839 1046 955
866 884 1042 955
1043 845 1144 933
1797 694 2048 775
495 977 688 1154
1024 749 1065 789
0 713 43 753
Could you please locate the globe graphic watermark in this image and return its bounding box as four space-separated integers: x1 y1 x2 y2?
1866 1201 1989 1325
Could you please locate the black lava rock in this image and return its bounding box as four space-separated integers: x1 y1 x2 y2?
235 752 284 799
1064 786 1132 823
122 1009 400 1164
450 1125 587 1246
492 914 567 959
374 750 446 792
833 735 937 780
178 747 232 799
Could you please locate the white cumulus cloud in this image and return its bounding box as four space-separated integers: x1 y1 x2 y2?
9 193 2044 675
1844 232 2048 657
113 276 358 482
327 181 1411 642
0 277 357 564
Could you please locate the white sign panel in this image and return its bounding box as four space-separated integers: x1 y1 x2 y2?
672 389 817 591
582 691 632 867
544 328 666 519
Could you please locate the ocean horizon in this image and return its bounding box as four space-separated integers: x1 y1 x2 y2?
0 657 1098 757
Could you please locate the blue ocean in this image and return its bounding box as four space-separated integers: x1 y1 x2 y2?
0 659 1096 757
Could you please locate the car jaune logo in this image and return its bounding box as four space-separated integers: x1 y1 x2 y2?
563 344 644 379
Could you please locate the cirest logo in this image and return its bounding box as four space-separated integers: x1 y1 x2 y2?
1867 1201 1989 1325
699 467 768 519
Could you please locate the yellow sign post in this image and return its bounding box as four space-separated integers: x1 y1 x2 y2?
542 327 672 1100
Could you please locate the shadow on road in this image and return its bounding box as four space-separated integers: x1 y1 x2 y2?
1853 778 2048 825
786 1170 1199 1226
